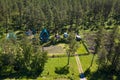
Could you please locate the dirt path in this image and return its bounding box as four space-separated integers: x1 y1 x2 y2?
43 45 65 54
75 54 83 73
75 53 87 80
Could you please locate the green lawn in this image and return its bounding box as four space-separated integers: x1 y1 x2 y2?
77 42 98 79
37 43 88 80
77 43 88 54
38 57 79 80
79 54 98 72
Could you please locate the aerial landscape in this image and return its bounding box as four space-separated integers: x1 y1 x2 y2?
0 0 120 80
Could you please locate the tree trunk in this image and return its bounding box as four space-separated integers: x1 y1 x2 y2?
67 52 70 65
5 14 8 33
89 54 95 68
19 8 22 29
18 2 22 29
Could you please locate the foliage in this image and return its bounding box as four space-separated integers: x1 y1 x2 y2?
66 32 79 65
80 27 120 79
88 26 120 74
0 0 120 33
67 32 79 54
0 38 48 78
0 0 120 79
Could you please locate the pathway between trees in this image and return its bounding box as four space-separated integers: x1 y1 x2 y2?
75 53 87 80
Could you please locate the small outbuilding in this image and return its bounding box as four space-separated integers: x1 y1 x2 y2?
6 31 16 40
76 34 81 41
40 29 49 42
63 32 68 38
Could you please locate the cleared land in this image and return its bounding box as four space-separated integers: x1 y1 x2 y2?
39 57 79 80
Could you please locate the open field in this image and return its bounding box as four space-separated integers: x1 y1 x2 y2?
38 57 79 80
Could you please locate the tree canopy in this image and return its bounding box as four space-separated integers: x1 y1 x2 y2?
0 0 120 33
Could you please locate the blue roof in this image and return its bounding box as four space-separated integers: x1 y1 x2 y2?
40 29 49 42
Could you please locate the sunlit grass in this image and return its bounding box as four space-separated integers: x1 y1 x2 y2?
39 57 79 80
77 43 88 54
79 54 98 72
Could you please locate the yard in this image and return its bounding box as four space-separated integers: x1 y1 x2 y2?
37 57 79 80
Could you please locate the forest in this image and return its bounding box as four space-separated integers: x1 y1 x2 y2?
0 0 120 32
0 0 120 80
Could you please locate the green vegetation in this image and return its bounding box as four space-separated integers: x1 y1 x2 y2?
0 0 120 79
77 43 88 54
39 57 79 80
0 38 48 79
0 0 120 33
79 54 98 72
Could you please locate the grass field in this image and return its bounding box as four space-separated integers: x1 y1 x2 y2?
38 57 79 80
37 42 89 80
79 54 98 72
77 43 88 54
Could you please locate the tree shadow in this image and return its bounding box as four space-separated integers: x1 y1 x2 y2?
81 40 90 54
0 69 42 79
116 74 120 80
84 68 91 77
55 65 69 75
84 67 120 80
